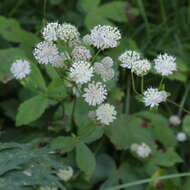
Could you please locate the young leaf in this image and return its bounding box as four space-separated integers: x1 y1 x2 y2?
16 95 49 126
76 143 96 176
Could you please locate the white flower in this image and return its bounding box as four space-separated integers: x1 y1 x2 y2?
119 50 141 69
176 132 187 142
69 61 93 84
39 187 57 190
132 59 151 76
96 103 117 125
57 166 73 181
143 88 168 108
57 23 80 42
51 52 70 68
10 59 31 79
83 82 107 106
33 41 59 64
89 25 121 50
169 115 181 126
83 34 92 45
101 56 113 68
131 143 151 158
154 53 177 76
42 22 60 41
71 46 91 61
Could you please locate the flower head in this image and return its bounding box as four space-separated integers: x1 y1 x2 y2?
42 22 60 41
154 53 176 76
83 82 107 106
130 143 151 158
96 103 117 125
57 166 73 181
176 132 187 142
51 52 70 68
101 56 114 68
57 23 80 42
169 115 181 126
143 87 168 108
69 61 93 84
33 41 59 64
119 50 141 69
10 59 31 79
132 59 151 76
71 45 91 61
89 25 121 50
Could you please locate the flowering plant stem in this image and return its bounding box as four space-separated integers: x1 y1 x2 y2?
103 172 190 190
159 76 164 89
91 49 101 63
125 72 131 114
167 99 190 115
141 76 144 93
131 72 140 95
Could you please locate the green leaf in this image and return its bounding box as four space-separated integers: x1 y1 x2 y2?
76 143 96 176
51 136 76 153
16 95 49 126
106 115 153 150
182 115 190 135
47 79 67 99
45 64 60 80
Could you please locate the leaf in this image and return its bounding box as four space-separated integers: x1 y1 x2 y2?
45 64 60 80
16 95 49 126
47 79 67 99
51 136 76 153
182 115 190 135
0 48 26 83
106 115 153 150
76 143 96 176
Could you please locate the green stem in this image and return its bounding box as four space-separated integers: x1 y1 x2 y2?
131 72 140 95
43 0 47 26
159 0 167 24
167 99 190 115
92 49 101 63
8 0 23 17
125 73 131 114
103 172 190 190
159 77 164 89
178 84 190 116
71 98 77 133
141 76 144 93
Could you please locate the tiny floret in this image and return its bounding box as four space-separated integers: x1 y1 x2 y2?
176 132 187 142
130 143 151 158
71 45 91 61
96 103 117 125
119 50 141 69
69 61 93 84
154 53 177 76
169 115 181 126
143 88 168 108
132 59 151 76
33 41 59 64
10 59 31 79
57 166 73 181
83 82 107 106
89 25 121 50
51 52 70 68
42 22 60 41
57 23 80 42
101 56 114 68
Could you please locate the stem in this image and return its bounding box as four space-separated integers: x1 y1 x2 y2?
103 172 190 190
159 0 167 24
141 76 144 93
167 99 190 115
125 73 131 114
43 0 47 26
8 0 23 17
178 84 190 116
92 49 101 63
131 72 140 95
71 98 77 133
159 77 164 89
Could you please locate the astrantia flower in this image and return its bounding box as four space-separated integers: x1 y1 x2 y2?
42 22 60 41
154 53 176 76
57 166 73 181
101 56 113 68
176 132 187 142
10 59 31 79
83 82 107 106
69 61 93 84
57 23 80 42
119 50 141 69
89 25 121 50
33 41 59 64
83 34 92 45
96 103 117 125
169 115 181 126
71 45 91 61
51 52 70 68
132 59 151 76
135 143 151 158
143 87 168 108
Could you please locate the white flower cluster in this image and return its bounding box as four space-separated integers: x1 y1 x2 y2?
169 115 181 126
143 88 167 108
57 166 73 181
130 143 151 158
176 132 187 142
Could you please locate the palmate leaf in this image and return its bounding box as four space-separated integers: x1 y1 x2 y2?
79 0 128 29
16 95 49 126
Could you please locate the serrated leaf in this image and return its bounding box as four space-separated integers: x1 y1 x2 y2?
16 95 49 126
76 143 96 176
